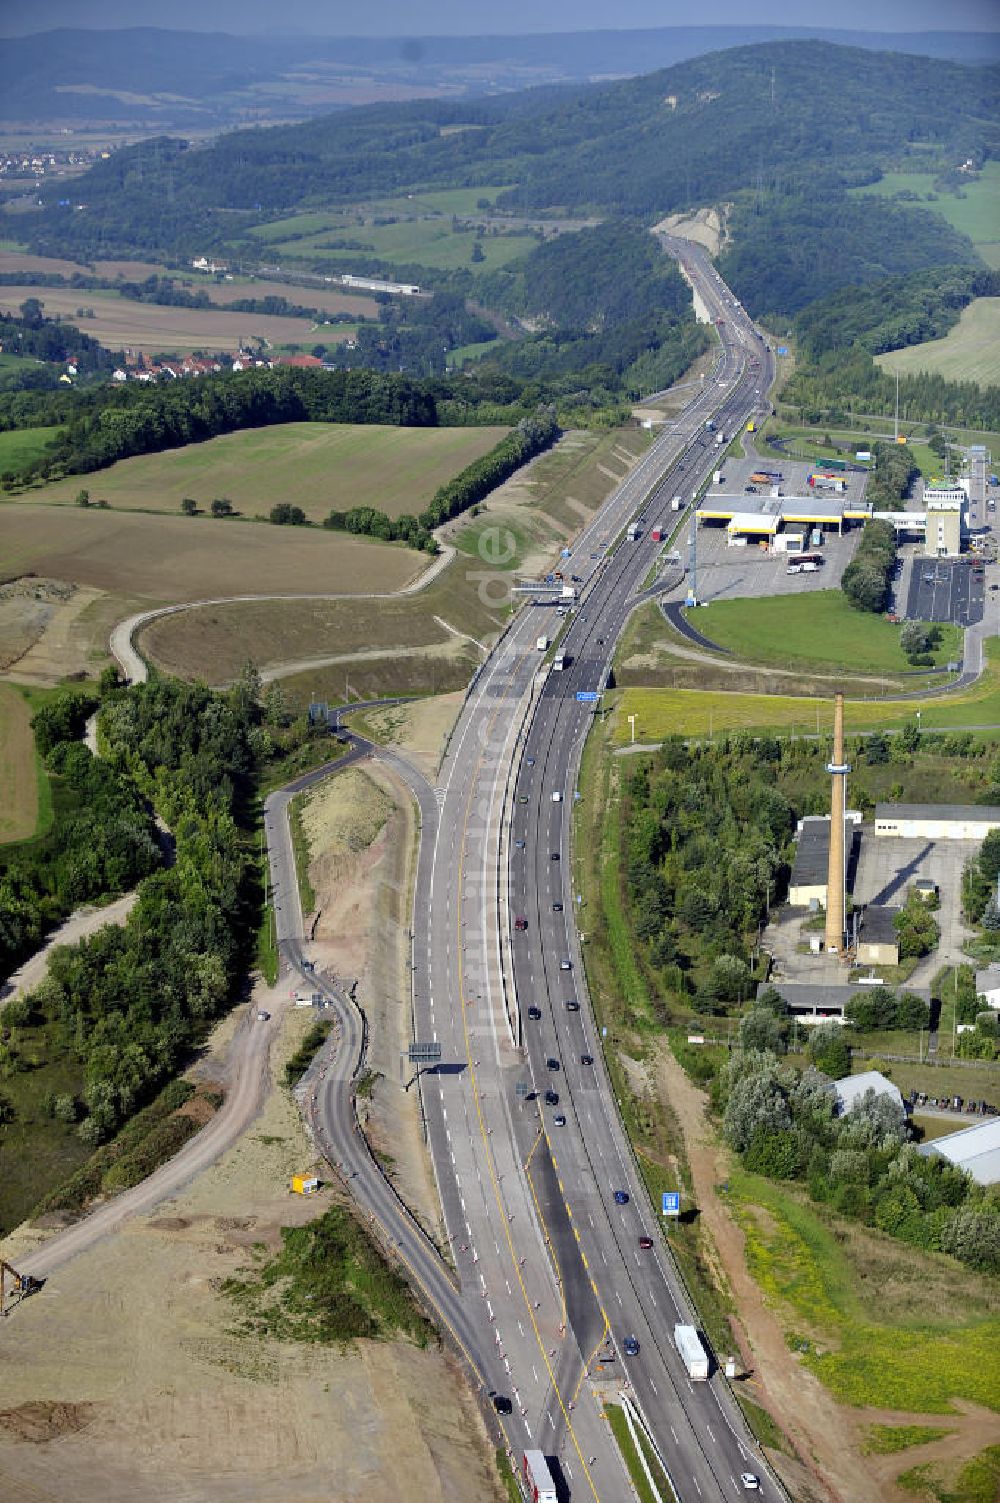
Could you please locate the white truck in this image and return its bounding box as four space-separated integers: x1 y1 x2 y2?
671 494 683 511
674 1323 710 1380
561 584 577 601
523 1449 558 1503
536 636 548 652
626 522 640 541
552 651 565 672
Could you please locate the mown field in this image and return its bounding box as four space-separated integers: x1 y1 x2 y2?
611 640 1000 743
141 424 650 690
0 426 61 474
730 1167 1000 1415
0 681 38 843
259 219 537 273
691 590 962 673
1 504 426 605
0 285 341 354
850 161 1000 267
876 298 1000 387
29 422 510 522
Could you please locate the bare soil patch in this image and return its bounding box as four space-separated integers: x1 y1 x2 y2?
362 691 464 781
653 1043 876 1503
2 506 424 604
300 762 446 1248
653 206 729 254
0 989 498 1503
0 251 90 279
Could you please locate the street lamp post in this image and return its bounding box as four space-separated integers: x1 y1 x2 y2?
628 713 636 745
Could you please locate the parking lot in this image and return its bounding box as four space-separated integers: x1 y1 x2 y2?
852 831 974 974
689 519 857 604
709 453 870 508
905 556 985 626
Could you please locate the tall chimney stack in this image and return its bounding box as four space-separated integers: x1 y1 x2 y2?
824 693 850 955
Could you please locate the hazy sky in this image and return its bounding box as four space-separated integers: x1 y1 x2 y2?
1 0 998 33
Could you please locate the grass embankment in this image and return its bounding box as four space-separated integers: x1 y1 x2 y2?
876 299 1000 387
0 681 41 844
284 1020 334 1087
495 1449 522 1503
690 591 961 674
728 1166 1000 1414
17 1078 220 1229
863 1424 953 1455
222 1204 432 1345
0 425 60 474
898 1445 1000 1503
613 640 1000 744
287 791 317 919
605 1403 674 1503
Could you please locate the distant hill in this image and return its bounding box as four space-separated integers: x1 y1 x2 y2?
1 24 999 128
24 39 1000 271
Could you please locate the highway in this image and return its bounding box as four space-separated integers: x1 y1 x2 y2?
409 239 784 1500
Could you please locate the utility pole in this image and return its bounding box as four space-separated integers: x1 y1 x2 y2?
894 369 900 442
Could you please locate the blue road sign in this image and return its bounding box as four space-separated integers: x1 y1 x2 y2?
662 1191 681 1217
576 691 599 702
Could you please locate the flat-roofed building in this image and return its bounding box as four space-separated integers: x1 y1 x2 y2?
759 981 931 1026
856 904 900 967
918 1118 1000 1186
975 966 1000 1010
874 803 1000 841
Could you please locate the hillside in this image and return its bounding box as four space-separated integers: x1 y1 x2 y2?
2 26 998 129
24 41 1000 265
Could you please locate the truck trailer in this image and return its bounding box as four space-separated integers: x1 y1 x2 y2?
523 1450 558 1503
674 1323 710 1380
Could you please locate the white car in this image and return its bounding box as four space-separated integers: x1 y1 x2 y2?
551 791 562 802
256 1010 271 1022
740 1475 760 1491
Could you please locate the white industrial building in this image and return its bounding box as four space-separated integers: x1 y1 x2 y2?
833 1069 904 1117
975 967 1000 1009
874 803 1000 841
919 1118 1000 1186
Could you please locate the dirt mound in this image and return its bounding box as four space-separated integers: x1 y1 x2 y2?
0 1400 96 1443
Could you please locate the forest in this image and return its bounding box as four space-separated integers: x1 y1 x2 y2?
716 192 980 320
12 673 264 1145
0 691 161 981
793 265 1000 360
840 517 898 613
782 346 1000 432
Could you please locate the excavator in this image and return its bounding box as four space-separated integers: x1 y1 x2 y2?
0 1259 42 1316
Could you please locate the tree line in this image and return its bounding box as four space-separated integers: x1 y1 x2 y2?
781 346 1000 433
323 409 558 550
794 265 999 361
840 516 897 613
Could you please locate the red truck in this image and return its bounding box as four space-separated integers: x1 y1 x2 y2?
523 1450 558 1503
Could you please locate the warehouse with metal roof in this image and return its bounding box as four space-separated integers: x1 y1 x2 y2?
918 1118 1000 1186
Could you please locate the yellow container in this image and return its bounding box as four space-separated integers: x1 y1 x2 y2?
291 1174 320 1195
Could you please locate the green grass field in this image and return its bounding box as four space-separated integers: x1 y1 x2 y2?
264 217 536 272
850 161 1000 266
27 421 509 522
612 640 1000 744
876 298 1000 387
729 1168 1000 1413
0 425 60 474
0 682 40 844
690 591 961 673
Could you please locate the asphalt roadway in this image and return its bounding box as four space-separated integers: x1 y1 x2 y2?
408 241 785 1501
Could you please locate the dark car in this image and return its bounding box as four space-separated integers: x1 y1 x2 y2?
638 1236 653 1250
544 1089 559 1106
527 1006 542 1021
514 916 528 931
614 1190 629 1205
526 756 535 766
515 838 526 849
491 1393 512 1414
552 901 563 913
551 851 560 861
623 1336 640 1356
546 1057 560 1071
565 1000 580 1012
581 1053 594 1066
